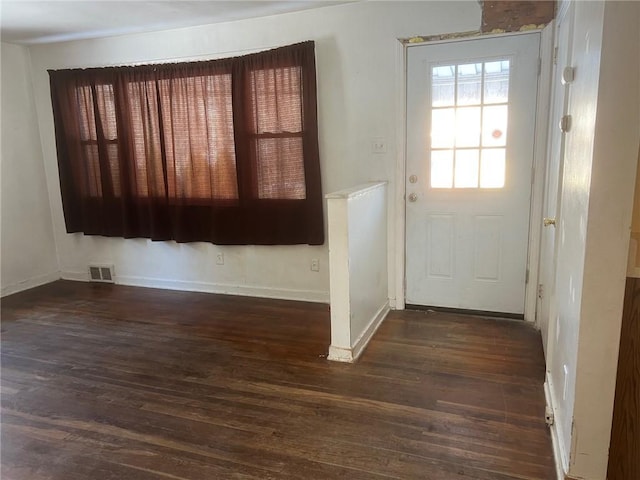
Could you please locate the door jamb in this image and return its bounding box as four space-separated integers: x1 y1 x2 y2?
526 24 555 324
393 30 554 322
392 38 407 310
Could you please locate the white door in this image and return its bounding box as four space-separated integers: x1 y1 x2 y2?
406 34 540 314
537 5 575 355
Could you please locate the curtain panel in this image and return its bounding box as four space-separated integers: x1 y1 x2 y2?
48 41 324 245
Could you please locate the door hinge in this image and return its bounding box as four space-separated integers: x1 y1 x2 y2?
553 46 558 65
538 283 544 299
525 269 530 284
537 57 542 76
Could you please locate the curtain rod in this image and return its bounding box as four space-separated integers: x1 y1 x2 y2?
46 41 307 70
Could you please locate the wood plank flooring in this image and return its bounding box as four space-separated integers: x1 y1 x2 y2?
608 277 640 480
1 281 554 479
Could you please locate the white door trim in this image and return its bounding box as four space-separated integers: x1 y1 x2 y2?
393 29 554 322
392 38 407 310
526 24 555 324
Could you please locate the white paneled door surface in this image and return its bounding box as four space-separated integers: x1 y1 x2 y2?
538 5 574 355
406 34 540 314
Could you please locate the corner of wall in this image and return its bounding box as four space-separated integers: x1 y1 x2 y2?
1 43 60 295
24 45 63 277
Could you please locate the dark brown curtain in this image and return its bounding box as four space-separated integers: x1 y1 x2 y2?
49 41 323 245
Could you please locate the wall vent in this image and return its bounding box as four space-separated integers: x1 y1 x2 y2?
88 265 115 283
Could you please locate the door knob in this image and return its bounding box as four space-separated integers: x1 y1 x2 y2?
543 217 556 227
408 193 417 202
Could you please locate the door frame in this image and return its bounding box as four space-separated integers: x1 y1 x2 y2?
393 28 555 323
538 2 573 360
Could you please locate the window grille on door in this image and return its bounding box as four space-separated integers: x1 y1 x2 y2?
430 59 510 189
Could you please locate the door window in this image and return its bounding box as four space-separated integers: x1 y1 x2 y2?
430 60 510 188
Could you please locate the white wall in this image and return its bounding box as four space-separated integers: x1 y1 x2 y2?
1 43 59 296
26 1 481 302
546 1 640 478
569 2 640 477
348 184 388 342
546 0 604 469
327 182 388 362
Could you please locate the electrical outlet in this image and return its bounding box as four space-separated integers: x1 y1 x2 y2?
371 138 387 154
310 259 320 272
216 252 224 265
545 406 554 426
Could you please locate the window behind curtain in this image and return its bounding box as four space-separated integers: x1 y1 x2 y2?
250 66 306 200
49 41 323 245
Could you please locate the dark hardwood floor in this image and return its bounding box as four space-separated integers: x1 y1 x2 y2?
608 277 640 480
1 281 554 479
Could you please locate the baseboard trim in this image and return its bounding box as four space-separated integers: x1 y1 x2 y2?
328 300 390 363
351 301 390 360
545 374 568 480
1 271 61 297
61 270 89 282
327 345 353 362
60 271 329 303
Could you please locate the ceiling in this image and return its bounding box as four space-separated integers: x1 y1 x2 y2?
0 1 352 45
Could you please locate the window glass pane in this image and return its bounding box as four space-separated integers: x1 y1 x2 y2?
428 58 512 191
457 63 482 106
95 85 118 141
431 150 453 188
480 149 506 188
454 149 479 188
82 144 102 197
484 60 510 104
251 67 306 200
166 77 208 199
482 105 508 147
256 137 306 199
203 74 238 200
155 74 238 200
431 108 455 148
107 143 121 197
455 107 481 147
251 66 302 134
128 80 162 197
432 65 455 107
76 86 97 142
